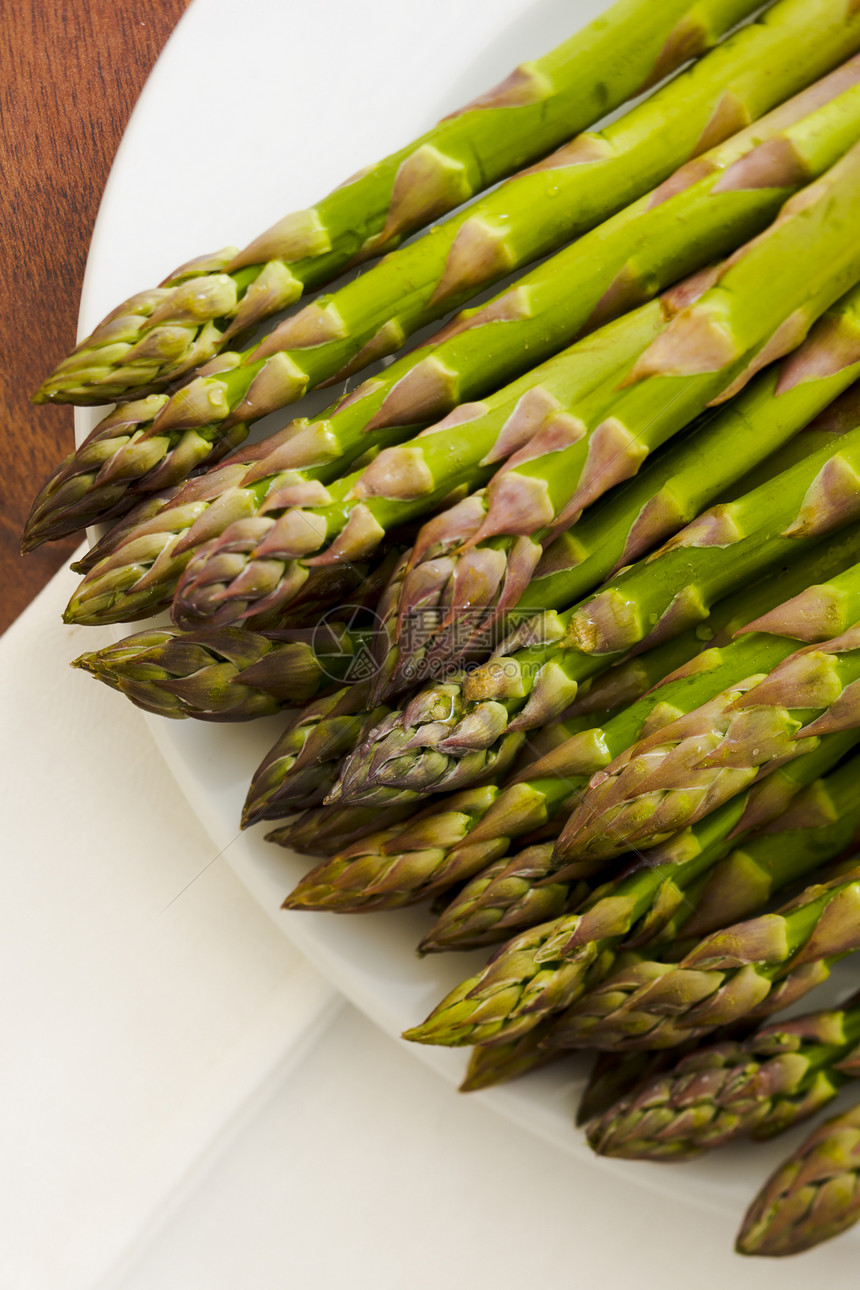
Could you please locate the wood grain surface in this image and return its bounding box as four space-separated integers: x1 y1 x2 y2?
0 0 190 634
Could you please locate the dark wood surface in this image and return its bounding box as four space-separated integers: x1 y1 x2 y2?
0 0 190 634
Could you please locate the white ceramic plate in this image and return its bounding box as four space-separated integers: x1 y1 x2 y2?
74 0 859 1228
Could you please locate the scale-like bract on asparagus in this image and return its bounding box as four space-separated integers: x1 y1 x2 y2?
333 405 860 808
25 0 860 551
585 994 860 1161
737 1100 860 1256
36 0 765 404
71 624 372 720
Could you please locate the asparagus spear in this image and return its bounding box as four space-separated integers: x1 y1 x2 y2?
69 486 184 577
553 859 860 1052
420 842 587 954
36 0 763 404
402 742 860 1049
266 684 613 850
585 994 860 1160
61 287 669 626
266 803 413 856
71 623 372 720
164 83 860 631
27 8 860 549
576 1045 714 1125
737 1100 860 1256
459 1018 566 1092
241 682 388 823
334 408 860 807
464 962 744 1095
378 290 860 697
556 597 860 866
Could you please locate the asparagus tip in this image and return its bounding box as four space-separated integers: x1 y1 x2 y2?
239 803 260 829
401 1025 430 1044
20 528 43 555
282 881 334 910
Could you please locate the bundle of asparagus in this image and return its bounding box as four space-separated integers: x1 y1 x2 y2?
30 0 860 1258
58 64 860 630
280 546 860 910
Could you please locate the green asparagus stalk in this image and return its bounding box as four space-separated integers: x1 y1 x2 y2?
36 0 762 404
402 742 860 1049
585 994 860 1160
241 682 388 823
378 289 860 697
71 623 372 720
165 81 860 631
737 1099 860 1256
266 802 413 856
61 286 669 626
290 543 860 914
459 1017 566 1092
27 8 860 550
556 595 860 866
333 407 860 806
553 859 860 1052
576 1045 716 1125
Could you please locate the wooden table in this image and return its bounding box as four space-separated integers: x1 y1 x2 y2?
0 0 190 634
